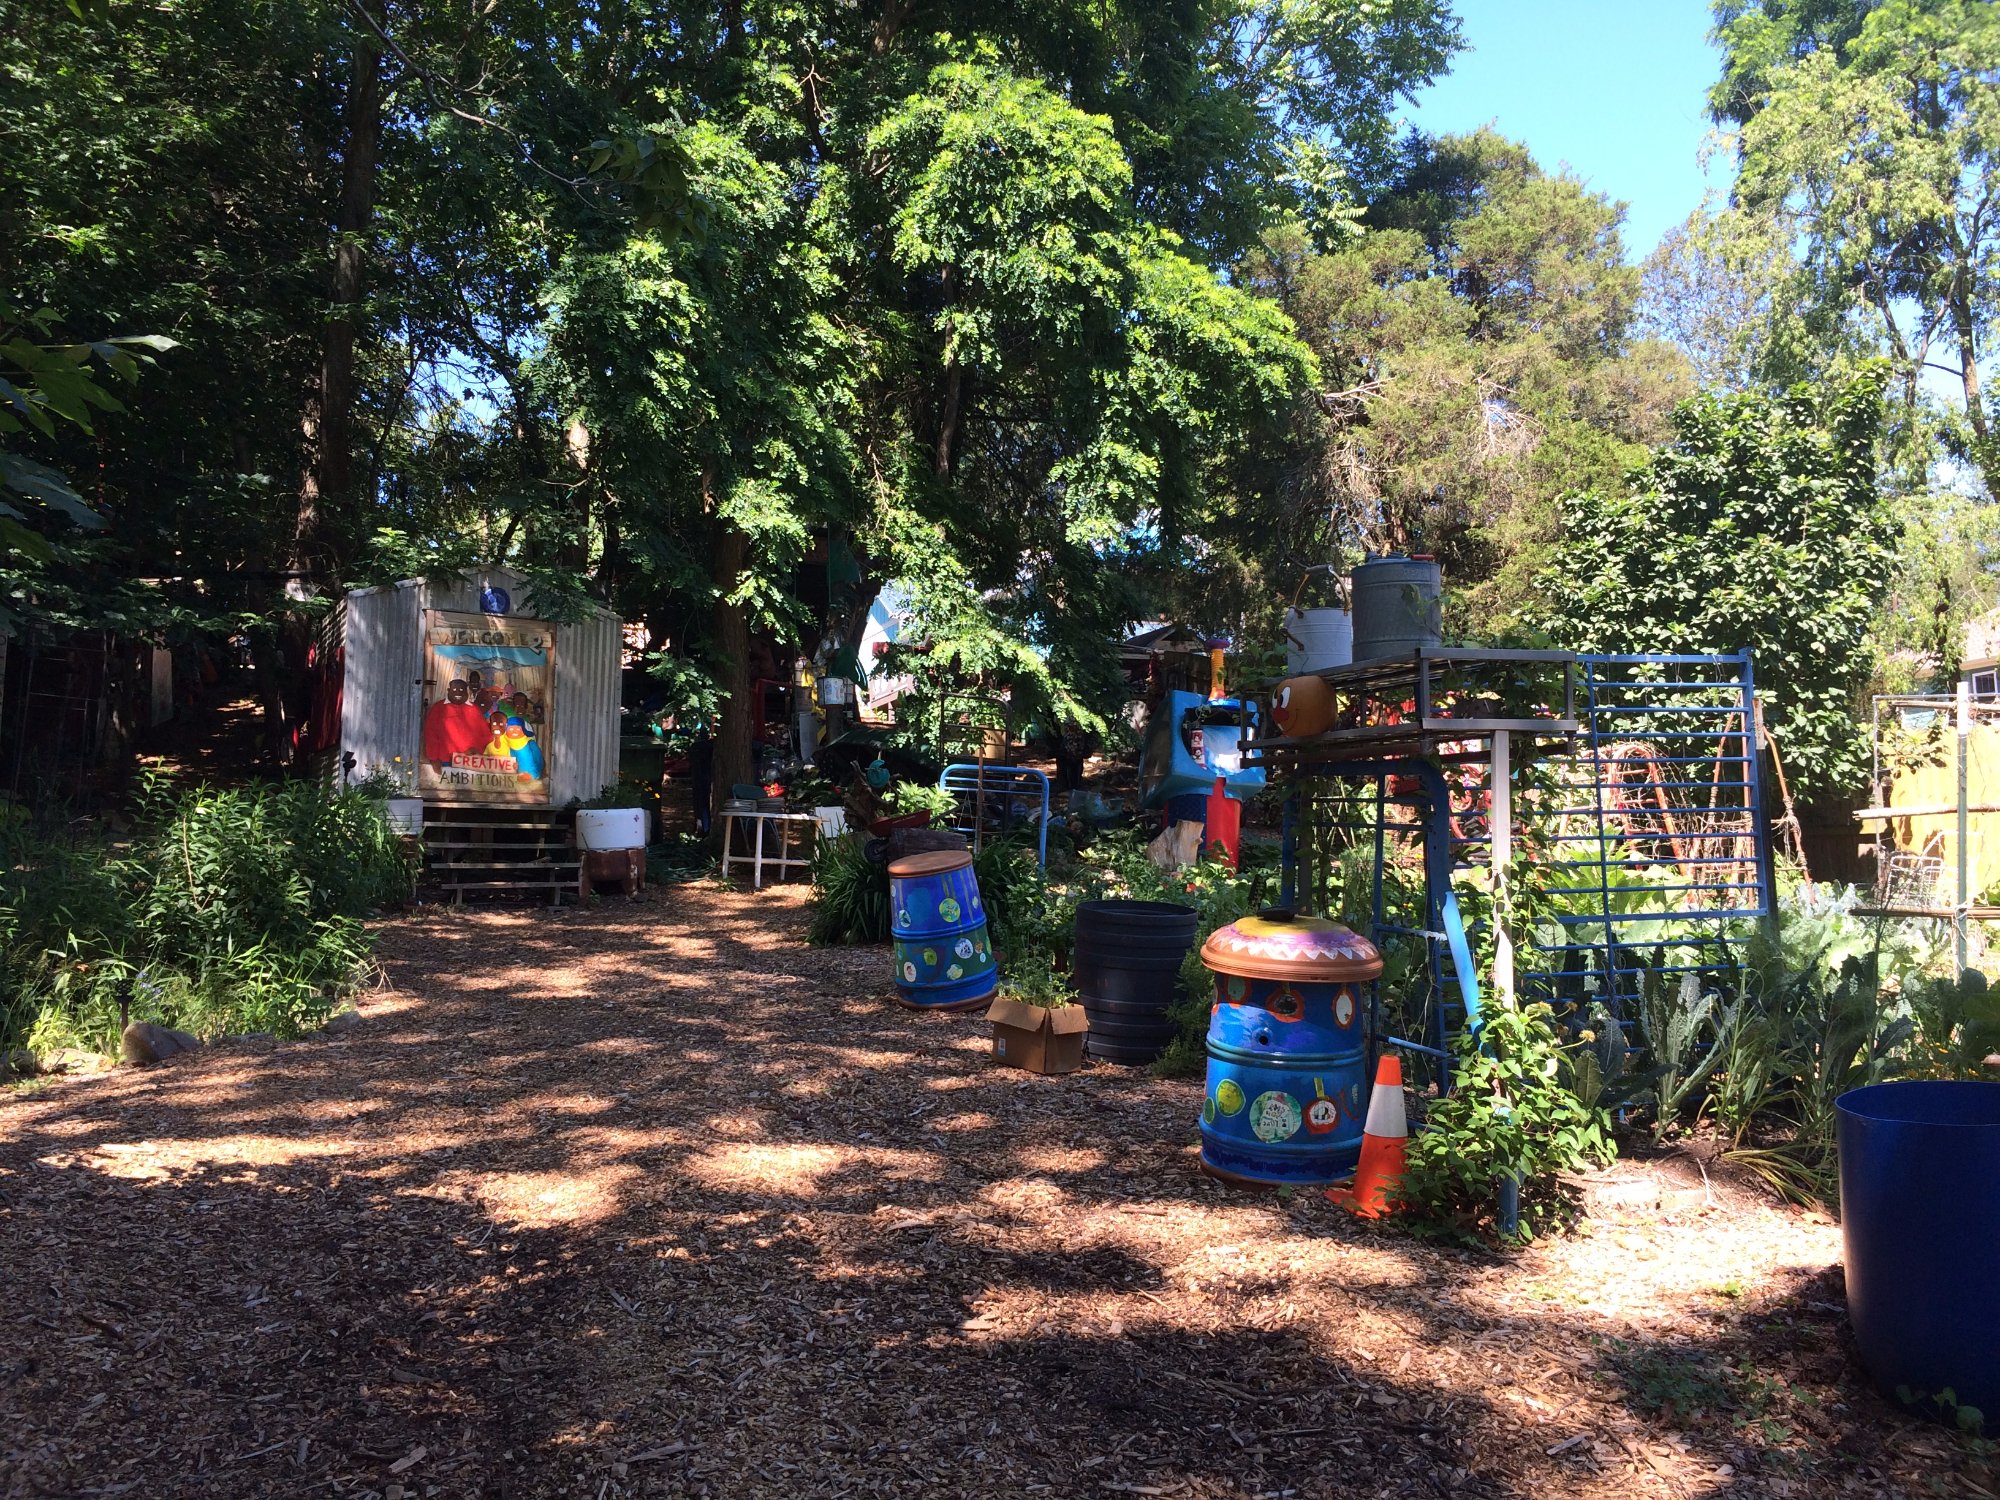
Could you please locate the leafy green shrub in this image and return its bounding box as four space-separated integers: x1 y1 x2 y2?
129 776 413 949
1401 1002 1615 1244
807 832 890 945
1902 968 2000 1077
996 950 1075 1008
1717 952 1921 1205
0 776 413 1054
883 782 957 822
974 835 1058 970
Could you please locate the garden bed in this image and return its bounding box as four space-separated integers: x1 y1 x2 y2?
0 884 1979 1497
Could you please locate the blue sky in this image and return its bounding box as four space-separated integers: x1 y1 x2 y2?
1402 0 1731 259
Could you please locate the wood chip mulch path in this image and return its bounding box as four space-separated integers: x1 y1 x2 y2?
0 883 1981 1498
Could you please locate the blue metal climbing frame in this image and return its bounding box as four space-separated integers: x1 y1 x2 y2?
937 763 1051 865
1526 654 1773 1011
1260 651 1774 1075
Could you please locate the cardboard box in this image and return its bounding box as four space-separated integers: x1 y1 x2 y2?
987 998 1090 1075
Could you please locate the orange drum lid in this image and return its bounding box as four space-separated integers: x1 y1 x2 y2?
887 850 973 879
1201 909 1382 982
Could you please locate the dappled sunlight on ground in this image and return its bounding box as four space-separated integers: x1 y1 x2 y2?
445 1165 647 1229
683 1140 943 1195
0 880 1967 1498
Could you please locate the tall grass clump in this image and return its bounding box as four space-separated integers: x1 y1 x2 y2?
0 775 415 1056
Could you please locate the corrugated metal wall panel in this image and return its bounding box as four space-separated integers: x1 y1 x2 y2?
425 569 503 615
336 582 423 784
552 607 621 805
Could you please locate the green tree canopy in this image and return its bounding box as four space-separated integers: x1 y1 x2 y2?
1542 368 1898 799
1709 0 2000 495
2 0 1462 785
1184 130 1691 641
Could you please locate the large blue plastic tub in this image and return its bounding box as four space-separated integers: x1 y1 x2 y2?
1837 1080 2000 1424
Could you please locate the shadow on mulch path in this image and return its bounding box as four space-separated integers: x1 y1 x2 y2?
0 884 1977 1499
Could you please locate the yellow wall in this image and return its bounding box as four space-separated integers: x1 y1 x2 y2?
1890 723 2000 904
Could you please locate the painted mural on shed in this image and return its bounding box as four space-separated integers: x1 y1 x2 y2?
331 568 618 806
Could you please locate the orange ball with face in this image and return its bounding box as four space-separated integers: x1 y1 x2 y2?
1270 675 1335 738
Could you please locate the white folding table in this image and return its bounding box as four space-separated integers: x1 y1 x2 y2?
720 810 819 889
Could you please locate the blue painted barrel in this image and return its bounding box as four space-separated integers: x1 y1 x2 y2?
1198 911 1382 1187
888 851 996 1011
1838 1080 2000 1424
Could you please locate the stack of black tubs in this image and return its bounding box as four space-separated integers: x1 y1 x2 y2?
1071 899 1199 1065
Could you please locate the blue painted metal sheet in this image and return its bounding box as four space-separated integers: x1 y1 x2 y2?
1138 690 1266 808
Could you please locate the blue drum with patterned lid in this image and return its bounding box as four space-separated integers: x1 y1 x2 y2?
1198 909 1381 1186
887 851 996 1011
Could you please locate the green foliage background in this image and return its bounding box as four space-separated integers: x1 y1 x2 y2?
1 779 413 1054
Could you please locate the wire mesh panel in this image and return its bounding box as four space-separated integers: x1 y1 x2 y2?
1284 652 1774 1065
1523 654 1772 1015
1878 850 1945 908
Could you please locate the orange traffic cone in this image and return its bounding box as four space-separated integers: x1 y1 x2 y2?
1327 1054 1408 1218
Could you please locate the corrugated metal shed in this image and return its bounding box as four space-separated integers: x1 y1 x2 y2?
334 567 620 805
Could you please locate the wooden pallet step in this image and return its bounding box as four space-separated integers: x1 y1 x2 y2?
435 881 577 890
424 859 578 869
422 839 574 851
433 874 578 886
426 868 576 880
424 816 572 828
426 855 579 865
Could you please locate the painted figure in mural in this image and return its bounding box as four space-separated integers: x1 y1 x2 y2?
504 714 544 782
509 691 544 729
484 708 516 761
423 679 491 769
466 670 500 711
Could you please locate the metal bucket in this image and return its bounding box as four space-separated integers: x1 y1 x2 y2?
1350 555 1442 663
1283 607 1353 676
1199 911 1381 1186
1838 1080 2000 1423
888 851 996 1011
1072 899 1197 1065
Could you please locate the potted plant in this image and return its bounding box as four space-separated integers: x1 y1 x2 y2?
357 759 423 834
987 955 1089 1075
576 779 654 851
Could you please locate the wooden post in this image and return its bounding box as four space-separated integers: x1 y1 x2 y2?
1491 729 1514 1008
1958 679 1973 975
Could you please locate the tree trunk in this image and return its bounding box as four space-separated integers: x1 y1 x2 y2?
710 473 753 822
935 359 962 476
1949 270 1999 496
247 627 293 772
934 265 963 475
873 0 914 53
294 14 383 581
